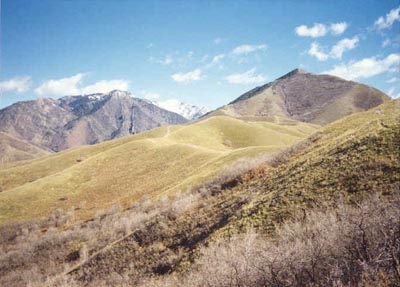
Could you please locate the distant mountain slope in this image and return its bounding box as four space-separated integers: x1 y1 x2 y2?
0 115 317 225
0 132 49 164
154 99 210 120
207 69 390 125
0 90 188 152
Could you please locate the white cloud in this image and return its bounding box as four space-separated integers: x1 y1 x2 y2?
295 22 348 37
163 56 174 65
200 55 209 63
374 6 400 30
231 44 267 55
34 73 129 96
171 69 203 83
308 43 329 61
214 37 224 44
0 76 31 93
141 90 160 100
212 54 225 64
81 80 129 95
35 74 84 96
387 87 396 97
148 55 174 65
382 38 392 48
295 23 328 37
387 76 400 83
330 37 359 59
330 22 348 35
322 53 400 80
308 36 359 61
225 68 266 85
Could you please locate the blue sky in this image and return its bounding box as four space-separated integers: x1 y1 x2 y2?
1 0 399 109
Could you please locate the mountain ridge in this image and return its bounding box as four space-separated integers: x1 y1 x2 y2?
154 99 210 120
0 90 188 153
207 69 390 125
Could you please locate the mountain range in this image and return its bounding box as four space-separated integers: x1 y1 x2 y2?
0 69 390 164
0 90 187 155
154 99 210 120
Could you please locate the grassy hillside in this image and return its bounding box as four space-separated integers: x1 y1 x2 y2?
0 101 398 287
0 115 317 225
67 100 400 285
219 99 400 234
0 132 50 164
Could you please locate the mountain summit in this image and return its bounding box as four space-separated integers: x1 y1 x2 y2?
0 90 187 152
154 99 210 120
208 69 390 125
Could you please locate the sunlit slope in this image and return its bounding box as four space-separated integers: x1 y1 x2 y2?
0 116 318 224
219 100 400 234
0 132 50 164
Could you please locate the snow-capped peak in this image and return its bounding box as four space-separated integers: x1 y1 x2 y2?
87 95 101 101
109 90 131 97
154 99 210 120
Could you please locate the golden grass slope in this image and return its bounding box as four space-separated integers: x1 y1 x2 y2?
0 116 318 225
0 132 50 164
219 99 400 234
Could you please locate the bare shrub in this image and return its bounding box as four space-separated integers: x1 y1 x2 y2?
152 194 400 287
268 135 318 168
219 153 273 181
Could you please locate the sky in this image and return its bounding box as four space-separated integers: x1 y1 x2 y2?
0 0 399 109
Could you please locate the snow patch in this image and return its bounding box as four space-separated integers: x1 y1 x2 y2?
154 99 210 120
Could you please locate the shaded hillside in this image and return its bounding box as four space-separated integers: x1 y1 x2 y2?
207 69 390 125
0 132 49 164
0 115 316 225
0 90 187 152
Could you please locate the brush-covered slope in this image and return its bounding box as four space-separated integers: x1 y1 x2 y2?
0 115 317 225
221 99 400 233
208 69 390 125
0 132 49 164
66 100 399 285
0 90 187 152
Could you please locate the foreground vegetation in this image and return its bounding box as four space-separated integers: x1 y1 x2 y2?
146 194 400 287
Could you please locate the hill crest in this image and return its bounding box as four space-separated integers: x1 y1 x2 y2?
209 69 390 125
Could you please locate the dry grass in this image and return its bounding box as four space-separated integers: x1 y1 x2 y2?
0 132 49 164
145 193 400 287
0 116 316 225
0 101 397 286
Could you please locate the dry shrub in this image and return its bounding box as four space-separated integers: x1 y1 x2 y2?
145 193 400 287
219 153 274 181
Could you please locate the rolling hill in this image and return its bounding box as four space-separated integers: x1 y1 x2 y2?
0 115 317 225
207 69 390 125
0 100 398 287
69 100 400 285
0 132 50 164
